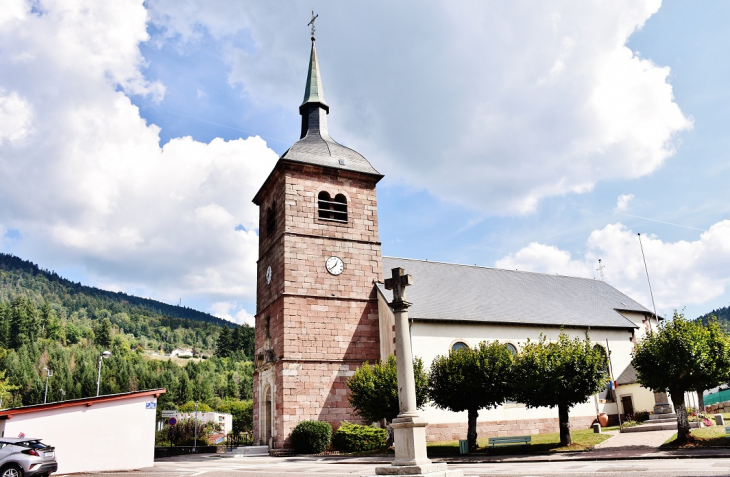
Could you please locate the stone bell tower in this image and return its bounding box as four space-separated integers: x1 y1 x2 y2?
251 33 383 448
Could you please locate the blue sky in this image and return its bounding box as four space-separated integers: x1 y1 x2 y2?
1 0 729 324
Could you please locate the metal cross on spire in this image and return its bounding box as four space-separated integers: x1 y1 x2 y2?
308 11 318 39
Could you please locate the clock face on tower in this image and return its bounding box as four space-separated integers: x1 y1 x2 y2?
325 256 344 276
266 265 272 284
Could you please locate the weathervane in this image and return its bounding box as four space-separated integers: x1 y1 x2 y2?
308 11 318 39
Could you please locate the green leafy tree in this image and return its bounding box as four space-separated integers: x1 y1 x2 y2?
217 399 253 434
633 311 730 444
429 341 514 450
512 333 608 447
347 354 429 425
0 369 19 407
693 317 730 410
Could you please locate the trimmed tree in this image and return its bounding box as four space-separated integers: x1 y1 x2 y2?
428 341 514 451
347 355 428 446
512 332 608 447
633 311 730 444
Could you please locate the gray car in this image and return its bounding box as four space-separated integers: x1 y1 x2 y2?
0 438 57 477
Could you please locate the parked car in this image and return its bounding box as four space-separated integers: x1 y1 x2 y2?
0 438 57 477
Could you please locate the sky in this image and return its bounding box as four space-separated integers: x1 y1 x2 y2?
1 0 729 326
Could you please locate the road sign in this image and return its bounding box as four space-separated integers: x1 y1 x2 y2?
169 417 177 426
161 410 176 417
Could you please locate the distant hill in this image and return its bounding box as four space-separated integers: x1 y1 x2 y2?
0 253 228 326
696 305 730 330
0 253 254 409
0 253 253 355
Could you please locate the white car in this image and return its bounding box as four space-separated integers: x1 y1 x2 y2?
0 438 57 477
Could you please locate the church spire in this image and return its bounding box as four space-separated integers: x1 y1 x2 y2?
299 12 329 139
299 39 329 114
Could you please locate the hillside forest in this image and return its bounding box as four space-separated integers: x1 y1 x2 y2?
0 254 255 423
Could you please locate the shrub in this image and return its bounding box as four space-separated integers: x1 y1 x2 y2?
333 422 386 452
635 410 650 422
290 420 332 454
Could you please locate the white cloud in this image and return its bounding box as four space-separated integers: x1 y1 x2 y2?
615 194 635 212
146 0 691 214
0 0 277 308
496 221 730 315
209 301 255 326
0 90 33 144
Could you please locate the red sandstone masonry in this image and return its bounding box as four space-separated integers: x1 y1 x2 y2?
253 160 383 448
425 416 597 442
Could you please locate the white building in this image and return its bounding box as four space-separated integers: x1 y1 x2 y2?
170 348 194 357
377 257 663 441
0 389 164 474
172 411 233 435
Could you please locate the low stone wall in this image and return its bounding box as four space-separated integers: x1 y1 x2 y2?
706 400 730 413
426 415 598 442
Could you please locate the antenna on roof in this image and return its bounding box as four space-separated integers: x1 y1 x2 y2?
637 233 658 320
597 259 605 281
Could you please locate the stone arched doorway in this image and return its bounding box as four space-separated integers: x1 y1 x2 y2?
263 384 273 447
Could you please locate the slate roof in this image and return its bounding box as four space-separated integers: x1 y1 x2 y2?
377 257 651 330
281 39 381 178
281 133 382 177
616 363 638 385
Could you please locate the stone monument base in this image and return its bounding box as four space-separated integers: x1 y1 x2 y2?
373 463 463 477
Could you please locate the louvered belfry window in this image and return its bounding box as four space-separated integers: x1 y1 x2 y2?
266 201 276 237
318 191 347 223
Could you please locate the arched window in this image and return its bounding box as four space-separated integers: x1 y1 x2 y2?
318 191 331 219
505 343 517 356
266 202 276 237
451 341 468 352
317 191 348 223
333 194 348 222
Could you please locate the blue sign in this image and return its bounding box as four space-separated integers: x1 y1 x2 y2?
146 402 157 409
169 417 177 426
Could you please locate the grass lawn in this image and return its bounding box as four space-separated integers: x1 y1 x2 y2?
426 427 613 456
662 426 729 448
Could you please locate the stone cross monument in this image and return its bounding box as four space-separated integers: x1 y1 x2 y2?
375 268 463 477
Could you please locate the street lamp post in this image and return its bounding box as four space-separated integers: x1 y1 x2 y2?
194 401 199 450
96 350 112 396
43 368 53 404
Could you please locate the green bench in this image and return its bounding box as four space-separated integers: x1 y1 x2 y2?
488 435 531 447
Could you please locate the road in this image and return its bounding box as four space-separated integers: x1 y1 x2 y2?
65 454 730 477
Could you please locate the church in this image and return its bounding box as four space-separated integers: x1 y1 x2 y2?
251 34 663 449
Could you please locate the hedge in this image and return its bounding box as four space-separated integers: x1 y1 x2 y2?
333 422 386 452
290 420 332 454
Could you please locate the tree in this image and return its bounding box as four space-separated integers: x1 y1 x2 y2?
0 370 19 408
216 326 232 358
693 317 730 410
347 355 428 431
512 333 608 447
217 400 253 435
96 318 113 348
633 311 730 445
429 341 514 450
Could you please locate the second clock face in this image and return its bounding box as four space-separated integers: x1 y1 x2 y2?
325 256 344 276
